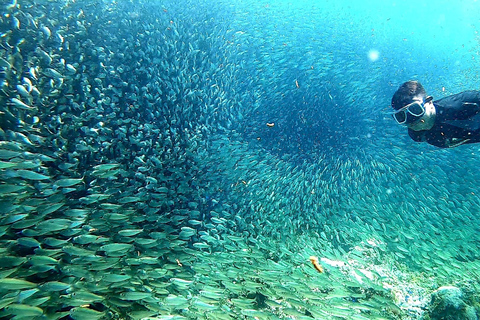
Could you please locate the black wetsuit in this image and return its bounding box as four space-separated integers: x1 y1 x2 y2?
408 91 480 148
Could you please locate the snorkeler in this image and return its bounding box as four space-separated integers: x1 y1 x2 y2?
391 80 480 148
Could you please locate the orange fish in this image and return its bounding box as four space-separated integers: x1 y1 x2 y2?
309 256 323 273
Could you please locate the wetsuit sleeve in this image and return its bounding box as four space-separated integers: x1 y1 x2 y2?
408 128 450 148
456 91 480 119
437 91 480 120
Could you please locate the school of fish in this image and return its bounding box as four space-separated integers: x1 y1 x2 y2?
2 0 480 319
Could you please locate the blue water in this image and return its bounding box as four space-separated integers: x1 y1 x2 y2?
228 0 480 158
3 0 480 318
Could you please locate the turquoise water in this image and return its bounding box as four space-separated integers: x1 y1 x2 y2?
2 0 480 319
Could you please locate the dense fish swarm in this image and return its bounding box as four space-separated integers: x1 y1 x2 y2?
1 0 480 319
